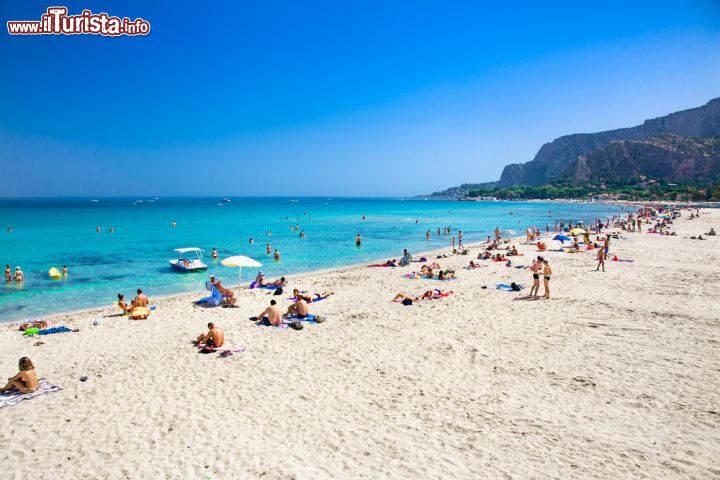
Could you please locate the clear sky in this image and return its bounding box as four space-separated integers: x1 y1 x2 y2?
1 0 719 197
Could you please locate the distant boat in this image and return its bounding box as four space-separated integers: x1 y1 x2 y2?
90 199 98 203
221 198 231 202
169 248 208 272
289 199 299 203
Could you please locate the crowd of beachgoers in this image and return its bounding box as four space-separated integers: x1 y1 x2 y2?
2 203 719 478
4 203 710 392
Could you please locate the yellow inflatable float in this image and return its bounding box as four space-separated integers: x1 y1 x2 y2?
48 267 62 279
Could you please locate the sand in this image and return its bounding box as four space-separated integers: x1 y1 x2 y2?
1 208 719 479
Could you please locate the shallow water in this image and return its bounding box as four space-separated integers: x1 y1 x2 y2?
0 197 626 321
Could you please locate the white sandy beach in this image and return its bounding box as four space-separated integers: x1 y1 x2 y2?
1 209 719 479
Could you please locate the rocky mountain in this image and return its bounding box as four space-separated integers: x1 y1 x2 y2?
426 182 497 198
497 98 720 186
566 134 720 182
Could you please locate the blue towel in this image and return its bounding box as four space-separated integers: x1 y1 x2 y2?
496 283 523 291
38 326 72 335
285 314 320 325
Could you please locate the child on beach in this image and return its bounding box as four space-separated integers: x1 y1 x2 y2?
0 357 38 394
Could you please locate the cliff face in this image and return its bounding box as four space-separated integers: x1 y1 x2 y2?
497 98 720 186
565 135 720 182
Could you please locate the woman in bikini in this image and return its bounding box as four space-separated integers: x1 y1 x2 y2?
542 260 553 299
292 289 334 303
0 357 38 394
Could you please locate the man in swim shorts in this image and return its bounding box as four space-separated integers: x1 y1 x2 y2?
132 288 149 308
195 322 224 348
285 297 309 318
256 299 283 325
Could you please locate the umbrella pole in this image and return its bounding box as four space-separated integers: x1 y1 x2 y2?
237 267 242 301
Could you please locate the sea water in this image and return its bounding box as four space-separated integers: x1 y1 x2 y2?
0 197 627 322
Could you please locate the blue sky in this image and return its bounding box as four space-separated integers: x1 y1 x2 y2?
1 0 719 196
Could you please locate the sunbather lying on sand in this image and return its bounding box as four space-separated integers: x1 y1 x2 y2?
292 289 334 302
393 289 451 304
194 322 224 348
0 357 38 394
256 272 287 287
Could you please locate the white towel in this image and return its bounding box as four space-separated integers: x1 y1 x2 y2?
0 379 61 409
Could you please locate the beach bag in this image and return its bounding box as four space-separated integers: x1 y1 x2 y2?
402 299 413 306
273 287 284 296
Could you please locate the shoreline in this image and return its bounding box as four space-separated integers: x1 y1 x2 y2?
2 199 627 326
1 207 718 478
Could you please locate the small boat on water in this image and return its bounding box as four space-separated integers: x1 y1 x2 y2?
222 198 232 203
169 248 208 272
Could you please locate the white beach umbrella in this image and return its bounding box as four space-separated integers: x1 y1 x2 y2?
221 255 262 297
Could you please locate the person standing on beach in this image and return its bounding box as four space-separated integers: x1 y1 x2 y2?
494 227 501 242
529 258 542 298
356 233 362 247
596 247 605 272
458 230 463 247
4 265 11 283
603 235 610 259
452 236 456 251
542 260 552 299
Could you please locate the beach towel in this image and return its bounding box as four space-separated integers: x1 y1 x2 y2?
496 283 523 291
37 326 72 335
0 379 61 409
420 276 457 281
285 314 323 325
368 264 396 268
249 281 281 290
255 318 289 329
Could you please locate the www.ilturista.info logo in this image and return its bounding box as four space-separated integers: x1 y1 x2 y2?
7 6 150 36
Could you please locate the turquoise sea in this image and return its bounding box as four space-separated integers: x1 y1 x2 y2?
0 197 627 322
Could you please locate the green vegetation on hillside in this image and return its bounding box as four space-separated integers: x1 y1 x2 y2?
466 176 720 202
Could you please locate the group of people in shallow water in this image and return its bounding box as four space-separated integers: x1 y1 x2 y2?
4 264 24 284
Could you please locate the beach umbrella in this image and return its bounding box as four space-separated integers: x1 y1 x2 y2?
221 255 262 297
553 234 571 243
569 228 586 235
